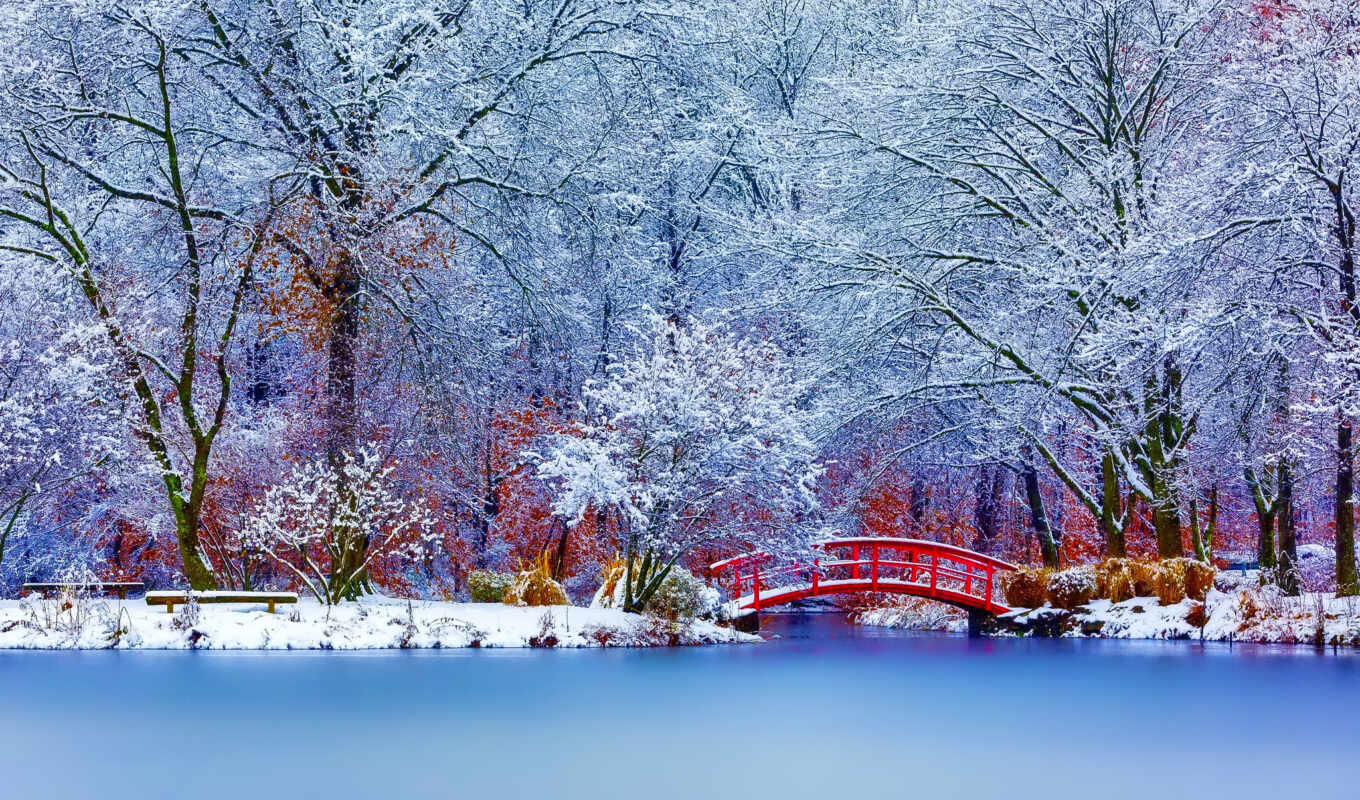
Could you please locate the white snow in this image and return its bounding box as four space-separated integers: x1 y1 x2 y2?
1004 588 1360 646
0 595 758 650
857 585 1360 646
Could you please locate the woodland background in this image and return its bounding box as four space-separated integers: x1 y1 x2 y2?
3 0 1360 603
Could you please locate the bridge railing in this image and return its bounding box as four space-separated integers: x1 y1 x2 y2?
710 538 1017 614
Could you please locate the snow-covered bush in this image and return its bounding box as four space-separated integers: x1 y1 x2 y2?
21 565 124 645
594 563 718 621
502 552 569 607
1157 558 1216 604
466 570 516 603
241 447 435 604
1094 559 1136 603
1046 566 1097 610
530 313 822 612
1001 568 1049 608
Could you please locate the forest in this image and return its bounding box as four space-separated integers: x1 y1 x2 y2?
4 0 1360 625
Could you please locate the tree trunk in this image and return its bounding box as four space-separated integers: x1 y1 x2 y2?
1277 460 1299 596
1248 467 1277 576
908 474 930 533
166 471 217 590
1333 184 1359 596
1099 451 1126 557
1337 418 1358 595
325 255 369 601
972 466 1003 554
1021 458 1059 569
1190 483 1217 563
1152 499 1182 560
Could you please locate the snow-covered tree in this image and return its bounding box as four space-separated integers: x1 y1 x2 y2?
241 447 435 604
0 259 120 573
531 312 822 611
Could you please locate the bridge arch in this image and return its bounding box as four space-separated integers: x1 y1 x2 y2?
710 538 1017 635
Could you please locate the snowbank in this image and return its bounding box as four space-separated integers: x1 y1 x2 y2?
993 588 1360 646
0 595 758 650
853 597 967 633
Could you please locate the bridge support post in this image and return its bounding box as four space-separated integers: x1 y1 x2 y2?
967 608 987 639
733 611 760 634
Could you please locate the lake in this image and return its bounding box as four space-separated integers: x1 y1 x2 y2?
1 613 1356 799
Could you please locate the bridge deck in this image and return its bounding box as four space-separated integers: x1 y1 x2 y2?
713 538 1017 618
729 578 1012 617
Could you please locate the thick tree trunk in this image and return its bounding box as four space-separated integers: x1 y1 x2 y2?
1021 458 1059 569
166 471 217 590
971 465 1004 554
1099 451 1126 557
1337 419 1358 595
325 255 369 601
1333 186 1359 596
1152 499 1182 559
1277 460 1299 596
1247 466 1277 577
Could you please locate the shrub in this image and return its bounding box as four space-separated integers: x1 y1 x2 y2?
1182 559 1216 602
503 552 569 607
591 556 626 608
1156 559 1188 605
1047 566 1097 610
644 568 721 621
1128 560 1162 597
467 570 516 603
1185 601 1208 628
1154 558 1217 604
1001 568 1049 608
1094 559 1136 603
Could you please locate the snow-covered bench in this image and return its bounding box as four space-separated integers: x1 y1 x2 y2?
145 591 298 614
23 581 144 599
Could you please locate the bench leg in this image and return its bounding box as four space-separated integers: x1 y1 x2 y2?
166 603 175 614
267 601 276 614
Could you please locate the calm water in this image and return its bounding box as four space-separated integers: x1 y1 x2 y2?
1 613 1357 799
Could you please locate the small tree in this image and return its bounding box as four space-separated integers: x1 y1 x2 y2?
531 313 822 613
241 447 435 604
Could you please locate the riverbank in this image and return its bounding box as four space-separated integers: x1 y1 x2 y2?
0 595 756 650
856 585 1360 647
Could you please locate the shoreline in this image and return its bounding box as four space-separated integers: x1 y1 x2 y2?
855 586 1360 648
0 596 757 651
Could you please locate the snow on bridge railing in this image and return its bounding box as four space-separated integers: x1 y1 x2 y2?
709 538 1018 616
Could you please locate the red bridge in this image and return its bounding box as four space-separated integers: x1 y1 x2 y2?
710 538 1018 636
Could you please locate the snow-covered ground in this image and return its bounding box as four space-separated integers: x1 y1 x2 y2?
858 586 1360 646
853 597 968 633
0 594 757 650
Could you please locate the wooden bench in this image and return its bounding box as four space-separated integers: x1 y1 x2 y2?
145 591 299 614
23 581 145 600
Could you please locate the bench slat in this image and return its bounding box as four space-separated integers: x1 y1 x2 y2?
23 582 145 599
145 591 298 614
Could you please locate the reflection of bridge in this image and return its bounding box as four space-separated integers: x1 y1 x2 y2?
710 538 1018 636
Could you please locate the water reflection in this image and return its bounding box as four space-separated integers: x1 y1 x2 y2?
1 613 1356 799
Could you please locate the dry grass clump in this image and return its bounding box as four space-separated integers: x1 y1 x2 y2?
1185 601 1208 628
1156 559 1189 605
1182 559 1216 602
1046 566 1097 610
591 556 626 608
1153 558 1217 604
1001 567 1050 608
1128 560 1162 597
1002 557 1217 611
503 551 569 607
1094 559 1136 602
